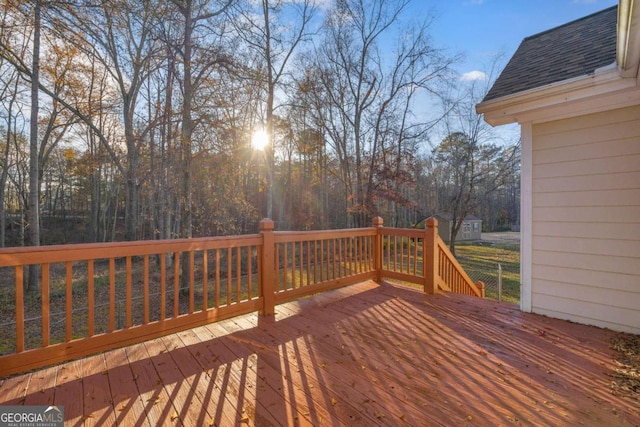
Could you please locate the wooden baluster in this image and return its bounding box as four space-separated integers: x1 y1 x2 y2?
215 249 221 308
246 248 252 300
125 257 132 328
203 249 208 309
42 263 49 346
160 254 166 321
109 258 115 332
87 260 94 336
66 261 73 341
15 266 24 352
173 252 180 317
189 251 195 313
236 247 241 302
143 255 149 323
226 247 232 304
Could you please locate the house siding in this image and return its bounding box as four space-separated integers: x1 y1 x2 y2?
531 104 640 333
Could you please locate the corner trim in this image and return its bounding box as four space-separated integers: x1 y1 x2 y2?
519 122 532 313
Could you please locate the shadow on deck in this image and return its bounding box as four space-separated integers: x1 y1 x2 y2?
1 280 638 426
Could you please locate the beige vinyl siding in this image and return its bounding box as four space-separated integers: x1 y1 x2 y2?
530 104 640 333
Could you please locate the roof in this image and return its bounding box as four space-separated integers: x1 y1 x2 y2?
483 6 618 102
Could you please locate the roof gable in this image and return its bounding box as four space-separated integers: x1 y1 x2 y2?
483 6 618 102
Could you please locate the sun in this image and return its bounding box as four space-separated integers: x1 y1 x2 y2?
251 129 269 151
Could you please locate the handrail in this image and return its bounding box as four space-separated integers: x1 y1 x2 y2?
0 216 481 377
376 218 484 298
0 235 263 377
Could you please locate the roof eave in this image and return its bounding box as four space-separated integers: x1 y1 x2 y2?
476 64 639 126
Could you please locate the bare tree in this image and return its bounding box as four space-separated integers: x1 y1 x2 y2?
232 0 317 220
310 0 454 226
0 2 29 247
169 0 232 240
56 0 163 240
434 58 519 254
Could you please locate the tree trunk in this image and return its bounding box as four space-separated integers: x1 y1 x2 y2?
27 0 41 292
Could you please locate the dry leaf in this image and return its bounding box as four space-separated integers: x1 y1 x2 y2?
330 397 338 406
170 412 179 421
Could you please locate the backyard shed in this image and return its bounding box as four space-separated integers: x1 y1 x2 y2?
476 1 640 334
433 214 482 242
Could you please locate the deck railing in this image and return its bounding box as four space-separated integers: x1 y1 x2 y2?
0 216 482 377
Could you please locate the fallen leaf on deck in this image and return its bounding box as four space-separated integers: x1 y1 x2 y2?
147 396 162 405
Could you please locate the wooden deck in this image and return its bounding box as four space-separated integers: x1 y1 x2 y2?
1 280 638 426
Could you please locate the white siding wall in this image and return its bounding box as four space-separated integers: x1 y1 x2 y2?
531 104 640 333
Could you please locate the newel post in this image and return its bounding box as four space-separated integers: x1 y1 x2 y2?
259 218 275 316
372 216 384 282
476 281 485 298
424 217 438 294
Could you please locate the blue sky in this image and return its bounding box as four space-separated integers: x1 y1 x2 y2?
396 0 618 145
414 0 618 79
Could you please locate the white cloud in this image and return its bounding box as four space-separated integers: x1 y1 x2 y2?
460 70 488 81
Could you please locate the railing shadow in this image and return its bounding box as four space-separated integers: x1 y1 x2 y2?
0 282 397 425
1 281 637 426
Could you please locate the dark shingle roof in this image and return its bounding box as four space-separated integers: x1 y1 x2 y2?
483 6 618 102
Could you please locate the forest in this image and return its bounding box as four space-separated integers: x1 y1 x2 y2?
0 0 520 250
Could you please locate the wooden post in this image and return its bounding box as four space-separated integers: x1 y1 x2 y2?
372 216 384 283
424 217 438 294
260 218 275 315
475 281 485 298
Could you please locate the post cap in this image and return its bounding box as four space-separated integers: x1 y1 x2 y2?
426 217 438 227
259 218 275 231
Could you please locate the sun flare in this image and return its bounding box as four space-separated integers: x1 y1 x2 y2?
251 130 269 151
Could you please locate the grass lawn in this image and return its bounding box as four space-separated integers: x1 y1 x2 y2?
454 240 520 304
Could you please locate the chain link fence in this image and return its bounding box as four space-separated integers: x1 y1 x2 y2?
455 233 520 304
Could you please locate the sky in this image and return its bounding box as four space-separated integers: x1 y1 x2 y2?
418 0 618 80
398 0 618 144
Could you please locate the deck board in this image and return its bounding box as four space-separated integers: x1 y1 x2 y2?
81 354 117 426
1 280 638 426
